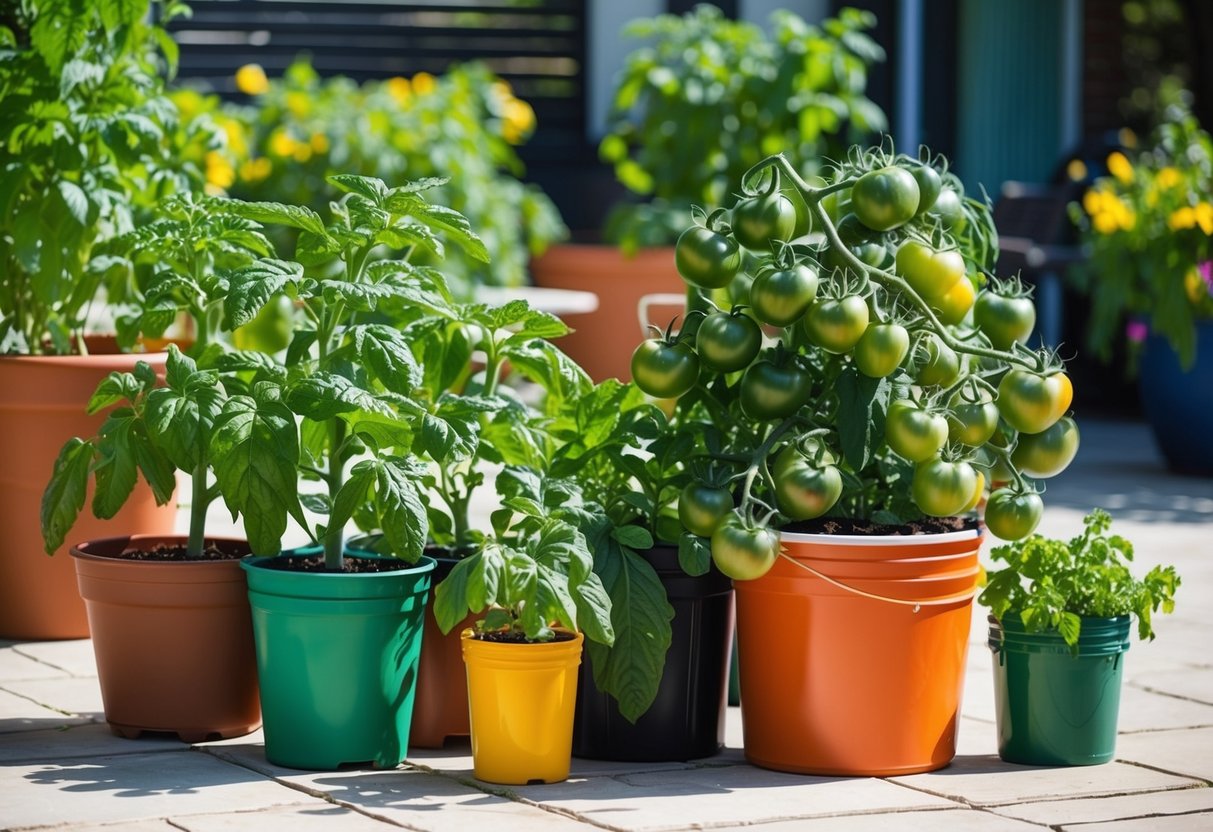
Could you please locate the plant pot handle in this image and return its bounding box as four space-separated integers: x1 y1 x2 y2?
637 293 688 337
778 553 976 612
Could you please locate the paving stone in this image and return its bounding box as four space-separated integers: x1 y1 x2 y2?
24 821 178 831
12 640 98 678
257 767 596 831
0 645 71 681
1116 685 1213 733
0 751 300 827
0 722 184 763
0 686 85 733
1061 811 1213 832
3 676 105 720
1131 668 1213 706
171 803 403 831
711 808 1047 831
955 716 999 758
511 765 956 831
1116 727 1213 781
891 755 1197 806
991 785 1213 825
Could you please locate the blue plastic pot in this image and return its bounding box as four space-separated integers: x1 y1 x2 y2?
1138 320 1213 475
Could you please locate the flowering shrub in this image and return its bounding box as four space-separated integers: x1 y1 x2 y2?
1071 94 1213 370
176 60 565 298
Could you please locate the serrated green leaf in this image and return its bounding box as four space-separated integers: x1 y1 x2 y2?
86 371 142 414
328 174 389 202
409 202 490 263
91 411 141 520
57 179 89 226
40 438 94 554
221 200 327 237
351 324 422 394
435 552 478 634
223 259 303 329
836 367 889 470
212 390 306 555
286 373 390 420
145 350 225 471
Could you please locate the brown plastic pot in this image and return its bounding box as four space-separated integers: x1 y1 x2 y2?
72 535 261 742
409 555 476 748
530 243 684 382
0 341 177 639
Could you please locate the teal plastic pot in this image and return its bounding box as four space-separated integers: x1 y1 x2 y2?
242 554 435 770
989 614 1130 766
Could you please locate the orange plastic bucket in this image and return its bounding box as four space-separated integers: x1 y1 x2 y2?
734 528 981 776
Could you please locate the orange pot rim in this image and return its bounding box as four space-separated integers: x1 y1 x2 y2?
780 527 981 547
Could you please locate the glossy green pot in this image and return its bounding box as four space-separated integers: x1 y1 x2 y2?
989 614 1130 766
242 554 435 770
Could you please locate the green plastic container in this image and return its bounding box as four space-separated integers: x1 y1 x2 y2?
988 614 1130 766
242 554 435 770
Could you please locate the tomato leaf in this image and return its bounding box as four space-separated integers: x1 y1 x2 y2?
678 532 712 577
222 259 303 330
40 438 95 554
836 367 890 470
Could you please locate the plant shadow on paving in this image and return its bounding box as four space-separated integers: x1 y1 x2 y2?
22 753 265 797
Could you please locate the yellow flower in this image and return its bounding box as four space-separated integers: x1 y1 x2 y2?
1106 151 1133 184
292 142 313 163
310 132 330 154
1196 202 1213 235
411 72 436 95
205 150 235 190
285 91 311 118
1066 159 1087 181
238 157 272 183
235 64 269 96
491 80 513 98
501 98 535 144
217 117 248 158
173 89 203 120
1092 211 1120 235
1185 267 1205 303
1169 206 1197 231
385 76 412 105
268 130 298 158
1082 188 1102 215
1156 166 1182 190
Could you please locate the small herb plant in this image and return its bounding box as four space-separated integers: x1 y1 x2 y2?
0 0 216 354
627 142 1078 582
979 509 1180 645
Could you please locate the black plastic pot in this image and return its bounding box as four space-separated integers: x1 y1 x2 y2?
572 545 734 761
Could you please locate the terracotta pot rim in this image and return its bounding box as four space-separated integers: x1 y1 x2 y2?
71 534 250 562
0 349 168 370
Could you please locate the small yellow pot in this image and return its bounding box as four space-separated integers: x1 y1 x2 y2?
461 629 583 785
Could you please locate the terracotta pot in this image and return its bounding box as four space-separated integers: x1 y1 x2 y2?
735 528 982 776
72 535 261 742
0 343 177 640
410 555 476 748
530 243 685 382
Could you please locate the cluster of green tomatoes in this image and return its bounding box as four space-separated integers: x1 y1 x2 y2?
631 153 1079 581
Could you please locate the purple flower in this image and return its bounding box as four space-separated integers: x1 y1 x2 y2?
1126 320 1148 343
1200 261 1213 293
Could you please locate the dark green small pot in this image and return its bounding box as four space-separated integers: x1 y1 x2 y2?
989 613 1130 766
242 553 435 770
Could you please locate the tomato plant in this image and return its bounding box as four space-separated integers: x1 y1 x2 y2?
679 483 734 537
739 358 813 419
947 391 1000 447
915 333 961 387
997 369 1072 434
886 399 949 462
732 191 798 252
983 488 1043 541
1011 416 1079 478
749 261 819 327
675 217 742 290
974 277 1037 350
803 294 870 354
912 459 979 517
909 163 942 216
773 444 842 520
895 241 965 301
854 322 910 378
631 321 700 399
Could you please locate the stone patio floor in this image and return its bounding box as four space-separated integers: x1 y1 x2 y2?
2 419 1211 831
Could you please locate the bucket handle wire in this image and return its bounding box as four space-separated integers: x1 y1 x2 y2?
778 553 977 612
637 293 688 337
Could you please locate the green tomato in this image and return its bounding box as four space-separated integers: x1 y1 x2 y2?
916 333 961 387
947 393 1000 446
772 446 842 521
710 513 781 581
983 488 1044 541
910 163 942 215
854 322 910 378
728 272 754 306
696 310 763 373
895 240 966 301
782 186 813 239
675 226 742 290
927 187 964 230
803 295 870 354
851 166 920 232
974 292 1037 351
885 399 949 462
739 359 813 420
232 295 294 353
732 192 798 252
912 459 979 517
932 278 976 326
679 483 734 538
749 264 819 327
997 370 1073 434
1011 416 1079 478
821 188 852 224
631 339 699 399
822 213 889 272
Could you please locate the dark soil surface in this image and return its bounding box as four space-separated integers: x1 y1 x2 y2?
782 516 981 536
256 555 416 573
107 543 247 562
474 630 578 645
